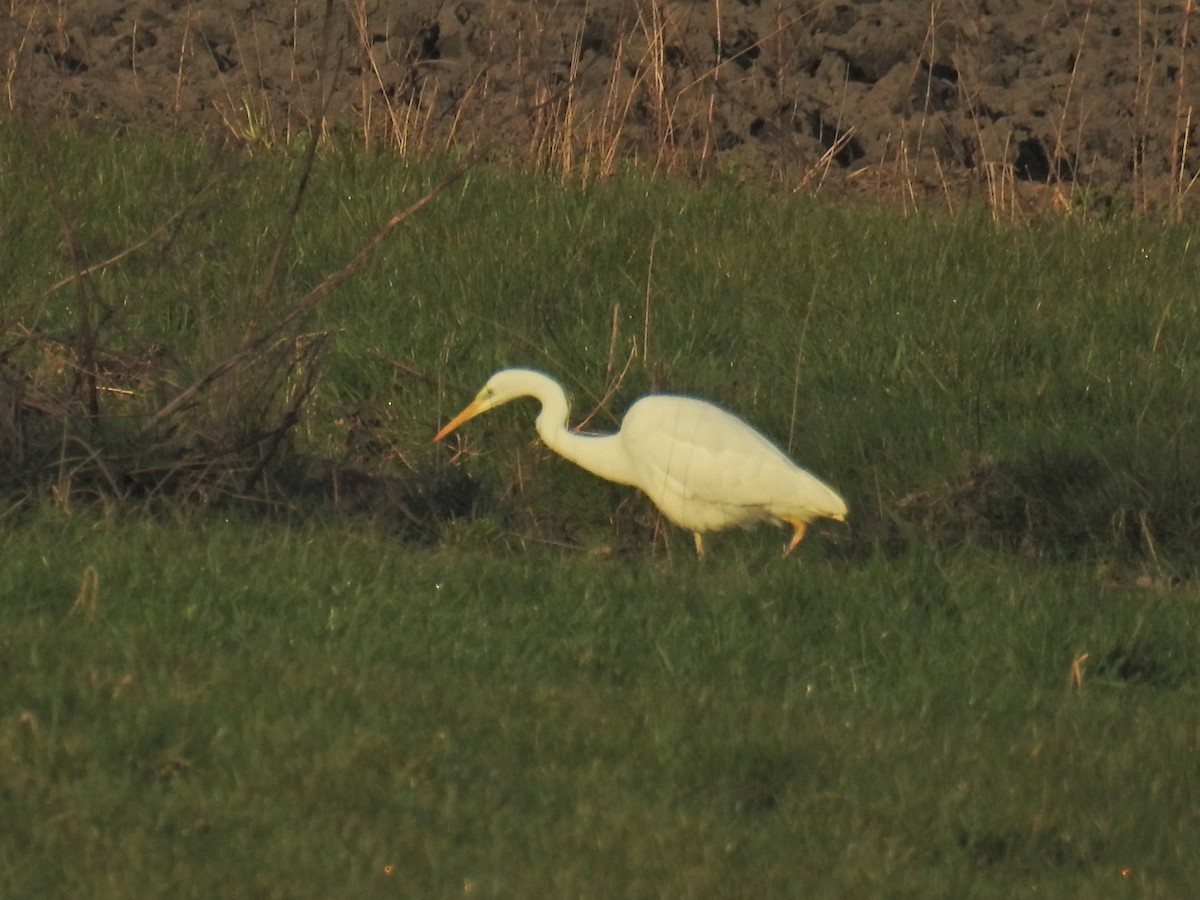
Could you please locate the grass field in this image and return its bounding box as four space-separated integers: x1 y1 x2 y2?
2 124 1199 897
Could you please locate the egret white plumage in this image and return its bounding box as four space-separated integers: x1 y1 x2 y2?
434 368 847 557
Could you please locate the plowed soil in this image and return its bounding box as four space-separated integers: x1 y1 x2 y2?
4 1 1198 208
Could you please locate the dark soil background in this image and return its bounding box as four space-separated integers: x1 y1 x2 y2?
4 1 1198 209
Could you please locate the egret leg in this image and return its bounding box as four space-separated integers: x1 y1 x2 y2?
783 519 808 557
693 532 705 560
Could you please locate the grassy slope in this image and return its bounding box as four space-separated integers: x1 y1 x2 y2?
2 126 1199 896
4 127 1197 559
4 517 1198 897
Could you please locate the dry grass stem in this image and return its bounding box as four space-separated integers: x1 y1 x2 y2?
70 564 100 620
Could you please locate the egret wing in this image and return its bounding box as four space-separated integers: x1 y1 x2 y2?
620 396 810 510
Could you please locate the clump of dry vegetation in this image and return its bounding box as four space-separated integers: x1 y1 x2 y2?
0 73 473 523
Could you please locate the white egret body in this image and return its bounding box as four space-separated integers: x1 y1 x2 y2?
434 368 847 557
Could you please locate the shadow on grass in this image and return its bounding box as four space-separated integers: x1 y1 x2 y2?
875 452 1199 568
953 823 1109 872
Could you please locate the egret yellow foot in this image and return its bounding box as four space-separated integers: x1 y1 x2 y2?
693 532 705 560
783 519 808 557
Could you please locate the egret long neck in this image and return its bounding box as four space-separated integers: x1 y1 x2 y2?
535 412 636 487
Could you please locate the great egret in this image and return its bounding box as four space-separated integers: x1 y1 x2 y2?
434 368 847 557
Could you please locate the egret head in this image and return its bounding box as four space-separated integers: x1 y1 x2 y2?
433 369 555 442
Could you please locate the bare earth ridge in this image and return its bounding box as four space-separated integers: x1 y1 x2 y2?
4 1 1197 209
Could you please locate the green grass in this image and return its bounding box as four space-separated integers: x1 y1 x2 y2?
2 123 1200 896
2 517 1197 896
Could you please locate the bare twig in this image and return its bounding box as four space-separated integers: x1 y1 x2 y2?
140 157 477 435
25 120 100 420
39 176 227 301
244 0 338 343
